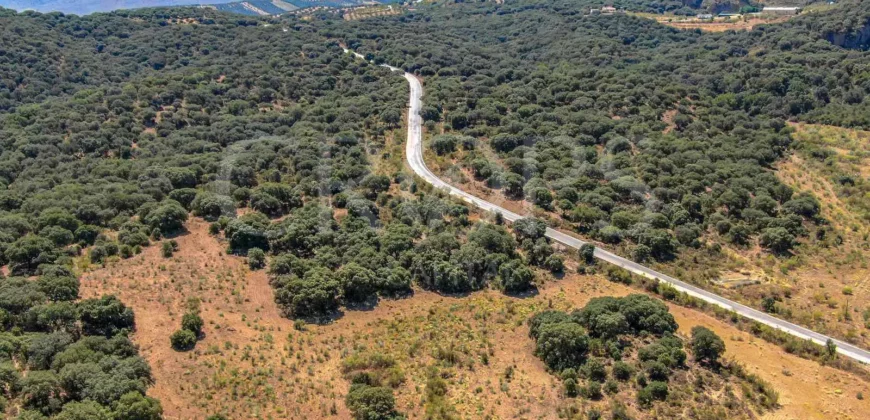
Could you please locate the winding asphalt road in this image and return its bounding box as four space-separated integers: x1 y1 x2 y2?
346 49 870 364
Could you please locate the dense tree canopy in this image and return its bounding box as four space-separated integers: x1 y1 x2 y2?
528 294 751 413
331 0 870 263
0 1 862 416
0 265 153 418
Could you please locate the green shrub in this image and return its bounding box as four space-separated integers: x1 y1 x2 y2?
181 312 203 336
170 329 196 351
534 322 589 371
579 243 595 264
345 384 401 420
527 310 572 340
647 381 669 401
161 242 174 258
247 248 266 270
583 358 607 382
117 244 132 259
691 326 725 366
612 361 633 381
581 381 602 400
637 386 654 408
564 377 578 397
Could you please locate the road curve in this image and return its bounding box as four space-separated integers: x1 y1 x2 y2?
346 49 870 364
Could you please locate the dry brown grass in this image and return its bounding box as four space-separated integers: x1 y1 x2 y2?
632 13 794 32
77 216 870 419
660 18 787 32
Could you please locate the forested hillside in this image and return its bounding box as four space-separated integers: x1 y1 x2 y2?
0 6 406 273
306 0 870 354
0 6 410 418
1 0 870 418
0 4 564 418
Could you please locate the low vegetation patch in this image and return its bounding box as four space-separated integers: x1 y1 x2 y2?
529 294 779 417
0 266 160 418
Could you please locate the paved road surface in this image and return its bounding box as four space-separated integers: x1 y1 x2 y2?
346 49 870 365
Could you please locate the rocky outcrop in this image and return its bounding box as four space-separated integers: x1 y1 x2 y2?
825 22 870 50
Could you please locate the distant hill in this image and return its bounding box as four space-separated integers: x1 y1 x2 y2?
0 0 401 15
0 0 237 15
213 0 403 17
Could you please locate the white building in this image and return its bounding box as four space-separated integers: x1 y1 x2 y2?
762 6 802 15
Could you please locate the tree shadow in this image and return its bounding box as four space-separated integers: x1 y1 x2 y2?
504 286 539 299
162 229 191 240
301 310 346 325
431 289 474 298
344 295 381 312
379 289 416 300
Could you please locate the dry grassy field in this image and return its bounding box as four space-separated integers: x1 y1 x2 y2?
629 12 794 32
79 216 870 419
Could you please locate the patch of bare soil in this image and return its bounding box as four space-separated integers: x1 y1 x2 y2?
80 219 304 419
662 109 677 134
668 304 870 420
80 219 869 419
658 17 792 32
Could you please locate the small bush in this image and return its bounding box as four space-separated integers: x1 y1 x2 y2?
248 247 266 270
345 383 401 420
647 381 669 400
587 408 601 420
161 241 174 258
579 243 595 264
181 312 204 336
583 358 607 382
170 329 197 351
604 266 632 285
645 361 670 382
637 386 654 408
612 361 633 381
604 379 619 394
564 377 578 397
581 381 602 400
691 326 725 366
119 245 133 259
544 254 565 273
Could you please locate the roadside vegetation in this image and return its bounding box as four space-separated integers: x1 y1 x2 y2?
528 294 779 417
1 0 870 418
332 0 870 348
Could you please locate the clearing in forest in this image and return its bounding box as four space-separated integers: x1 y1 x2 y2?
79 218 870 419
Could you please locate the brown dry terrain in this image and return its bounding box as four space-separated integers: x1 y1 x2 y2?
660 18 789 32
693 123 870 348
79 216 870 419
630 13 793 32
